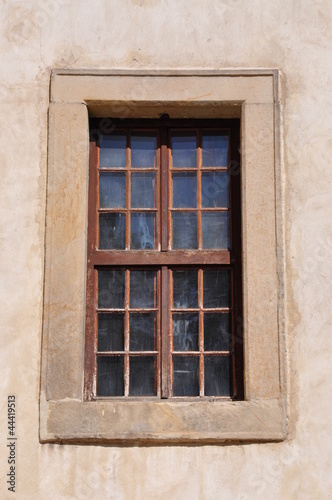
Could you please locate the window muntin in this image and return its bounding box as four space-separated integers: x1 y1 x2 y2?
98 130 159 251
85 119 242 400
96 268 160 397
170 267 232 398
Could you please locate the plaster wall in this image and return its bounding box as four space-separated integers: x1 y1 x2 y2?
0 0 331 498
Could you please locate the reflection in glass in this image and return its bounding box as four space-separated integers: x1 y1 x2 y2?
173 270 198 309
131 173 156 208
130 270 157 309
99 134 127 168
99 213 126 249
98 313 124 351
97 356 124 396
173 313 199 351
203 269 231 309
173 356 199 396
171 133 197 167
202 133 228 167
204 313 231 351
129 356 156 396
172 173 197 208
131 134 157 168
98 269 125 309
172 212 197 249
201 172 229 208
130 313 156 351
202 212 230 249
99 172 126 208
131 213 156 250
204 356 231 396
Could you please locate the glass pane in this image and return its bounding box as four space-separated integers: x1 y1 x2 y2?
98 313 124 351
131 133 157 168
131 173 156 208
173 313 199 351
173 356 199 396
201 172 229 208
97 356 124 396
173 270 198 309
171 133 197 168
99 213 126 249
172 212 197 249
99 172 126 208
204 356 232 396
204 313 231 351
130 313 156 351
202 212 229 249
203 269 231 309
99 134 127 168
172 173 197 208
129 356 156 396
202 133 228 167
130 270 157 308
98 270 125 309
131 213 156 250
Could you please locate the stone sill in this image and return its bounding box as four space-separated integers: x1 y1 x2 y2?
40 397 287 444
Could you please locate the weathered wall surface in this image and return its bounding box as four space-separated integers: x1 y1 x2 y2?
0 0 331 498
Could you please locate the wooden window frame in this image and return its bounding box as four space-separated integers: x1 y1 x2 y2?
40 70 287 444
84 118 243 402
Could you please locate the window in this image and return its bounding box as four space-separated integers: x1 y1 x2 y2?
84 118 243 400
41 70 286 443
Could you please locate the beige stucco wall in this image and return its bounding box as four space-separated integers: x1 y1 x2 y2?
0 0 331 498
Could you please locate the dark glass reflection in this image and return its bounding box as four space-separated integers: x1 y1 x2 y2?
131 213 156 250
131 173 156 208
172 212 197 249
129 356 156 396
171 133 197 167
131 134 157 168
202 133 228 167
99 172 126 208
204 356 232 396
173 270 198 309
204 313 231 351
203 269 231 309
130 270 157 308
173 356 199 396
173 313 199 351
202 212 230 249
98 313 124 351
201 172 229 208
99 213 126 249
98 270 125 309
99 134 127 168
97 356 124 396
130 313 156 351
172 173 197 208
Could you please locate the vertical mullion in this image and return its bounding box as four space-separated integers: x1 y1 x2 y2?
169 268 173 396
227 129 232 251
84 140 98 401
198 268 204 396
229 122 244 399
126 129 131 250
124 269 130 397
160 127 168 251
156 269 161 397
161 266 170 398
156 130 161 251
197 130 202 249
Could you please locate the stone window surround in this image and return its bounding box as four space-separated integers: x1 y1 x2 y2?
40 69 287 443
